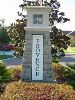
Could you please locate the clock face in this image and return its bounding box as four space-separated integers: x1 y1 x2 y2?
33 14 43 24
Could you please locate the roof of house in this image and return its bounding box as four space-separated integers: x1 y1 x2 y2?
62 31 75 35
70 31 75 35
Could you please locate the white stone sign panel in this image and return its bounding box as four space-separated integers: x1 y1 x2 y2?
32 35 43 80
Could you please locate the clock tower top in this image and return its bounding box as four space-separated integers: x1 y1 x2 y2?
24 6 52 31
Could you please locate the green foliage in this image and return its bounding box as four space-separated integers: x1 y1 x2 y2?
51 27 70 58
1 70 11 80
52 56 59 63
53 63 75 89
8 19 26 57
67 81 75 90
0 55 13 60
0 27 11 49
64 66 75 80
66 64 75 70
0 60 11 80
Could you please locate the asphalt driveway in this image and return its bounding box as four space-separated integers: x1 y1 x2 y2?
60 54 75 64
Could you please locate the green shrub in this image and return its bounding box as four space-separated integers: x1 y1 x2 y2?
52 57 59 63
0 55 13 60
1 70 11 80
64 66 75 80
53 63 66 82
67 81 75 90
1 82 75 100
66 64 75 70
53 63 75 89
0 60 11 81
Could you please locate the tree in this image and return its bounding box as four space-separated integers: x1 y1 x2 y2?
0 60 11 80
8 19 26 57
8 0 70 58
0 27 11 50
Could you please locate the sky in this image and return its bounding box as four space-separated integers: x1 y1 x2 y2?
57 0 75 31
0 0 22 25
0 0 75 31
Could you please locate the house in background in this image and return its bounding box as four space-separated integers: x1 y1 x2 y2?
62 31 75 47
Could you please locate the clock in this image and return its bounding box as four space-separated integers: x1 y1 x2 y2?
33 14 43 24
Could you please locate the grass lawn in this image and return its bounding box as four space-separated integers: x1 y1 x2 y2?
64 47 75 53
0 55 13 60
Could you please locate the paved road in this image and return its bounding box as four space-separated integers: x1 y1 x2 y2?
3 57 23 65
3 54 75 66
60 54 75 64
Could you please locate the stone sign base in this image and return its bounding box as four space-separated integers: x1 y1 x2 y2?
21 31 55 82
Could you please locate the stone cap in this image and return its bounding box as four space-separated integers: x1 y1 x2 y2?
24 27 51 32
23 6 52 12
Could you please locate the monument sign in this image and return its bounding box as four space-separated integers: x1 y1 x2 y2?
32 35 43 80
21 6 55 82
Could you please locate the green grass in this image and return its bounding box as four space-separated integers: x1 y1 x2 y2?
0 55 13 60
64 47 75 53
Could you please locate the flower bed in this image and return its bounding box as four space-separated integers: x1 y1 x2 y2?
0 82 75 100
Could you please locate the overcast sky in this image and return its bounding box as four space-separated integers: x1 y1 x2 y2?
0 0 75 31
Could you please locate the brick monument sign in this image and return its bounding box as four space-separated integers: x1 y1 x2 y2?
21 6 55 82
